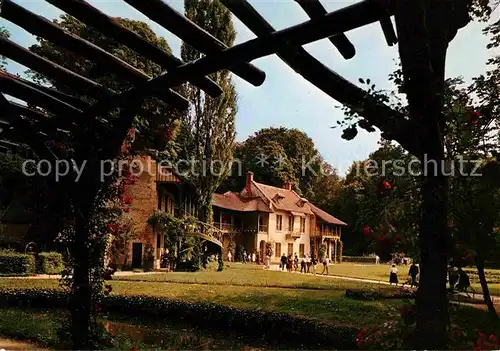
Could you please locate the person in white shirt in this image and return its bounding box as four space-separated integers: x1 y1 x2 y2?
321 256 330 275
227 251 232 262
375 255 380 264
252 252 256 263
389 264 399 285
305 255 311 273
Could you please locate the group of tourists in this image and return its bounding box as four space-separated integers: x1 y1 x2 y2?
388 261 420 287
227 250 260 264
278 253 330 275
447 264 470 292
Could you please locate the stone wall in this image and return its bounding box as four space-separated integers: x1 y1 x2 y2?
123 156 158 267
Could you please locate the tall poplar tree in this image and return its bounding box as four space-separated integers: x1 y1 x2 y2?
178 0 237 223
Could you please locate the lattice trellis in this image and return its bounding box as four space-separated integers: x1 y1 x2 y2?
0 0 405 158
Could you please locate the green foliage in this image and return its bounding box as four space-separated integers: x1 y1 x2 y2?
28 15 178 154
318 244 326 261
338 241 344 263
36 252 63 275
0 26 9 69
0 252 35 275
176 0 237 222
0 287 358 349
224 127 330 197
342 256 379 264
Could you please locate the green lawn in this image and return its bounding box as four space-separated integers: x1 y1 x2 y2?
0 263 498 350
0 277 401 327
117 263 391 289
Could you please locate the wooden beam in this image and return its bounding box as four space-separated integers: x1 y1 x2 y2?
45 0 222 98
0 71 82 129
8 101 51 122
379 18 398 46
294 0 356 59
220 0 413 150
0 36 112 100
123 0 266 86
83 0 395 120
0 94 57 160
0 0 189 110
6 73 90 110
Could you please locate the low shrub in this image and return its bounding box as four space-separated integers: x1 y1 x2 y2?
0 252 35 275
36 252 63 275
342 256 378 264
345 288 415 301
0 287 357 349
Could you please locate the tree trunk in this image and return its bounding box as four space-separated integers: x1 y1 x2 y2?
477 258 499 322
416 170 449 347
70 205 92 349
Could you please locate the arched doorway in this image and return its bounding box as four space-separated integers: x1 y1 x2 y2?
259 240 266 263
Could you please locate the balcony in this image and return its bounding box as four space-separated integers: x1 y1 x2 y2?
258 224 268 233
286 231 303 239
313 229 339 239
213 222 240 232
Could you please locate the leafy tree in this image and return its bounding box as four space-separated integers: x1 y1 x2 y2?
176 0 237 225
28 15 178 154
335 141 419 259
226 127 323 195
0 26 10 69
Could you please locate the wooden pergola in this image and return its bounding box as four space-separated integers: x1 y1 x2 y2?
0 0 471 348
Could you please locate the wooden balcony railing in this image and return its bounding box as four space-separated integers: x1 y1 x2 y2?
258 224 268 233
313 229 339 238
213 222 240 232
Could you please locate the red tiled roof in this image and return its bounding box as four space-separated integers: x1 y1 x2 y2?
309 203 347 226
252 182 313 215
212 192 272 212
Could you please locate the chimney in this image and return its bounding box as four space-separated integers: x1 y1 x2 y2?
245 171 254 195
283 180 292 191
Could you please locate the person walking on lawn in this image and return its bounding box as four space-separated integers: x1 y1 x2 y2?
321 256 329 275
300 256 306 273
311 255 317 274
306 255 311 273
280 253 287 271
389 264 399 285
408 262 419 287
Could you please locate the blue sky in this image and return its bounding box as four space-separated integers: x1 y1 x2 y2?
1 0 498 175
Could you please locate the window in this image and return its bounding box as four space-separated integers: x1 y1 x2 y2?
300 217 306 233
275 243 281 258
287 243 293 255
288 216 294 232
299 244 305 257
276 215 283 231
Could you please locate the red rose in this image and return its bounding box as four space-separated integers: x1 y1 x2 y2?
363 226 372 235
382 180 392 190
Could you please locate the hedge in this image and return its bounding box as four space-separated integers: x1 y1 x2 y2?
0 287 357 349
36 252 63 275
345 288 415 301
0 252 35 275
342 256 378 263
